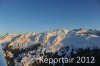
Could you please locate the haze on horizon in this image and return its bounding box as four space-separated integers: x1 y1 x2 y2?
0 0 100 35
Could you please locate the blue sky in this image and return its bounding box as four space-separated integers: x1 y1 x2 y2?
0 0 100 34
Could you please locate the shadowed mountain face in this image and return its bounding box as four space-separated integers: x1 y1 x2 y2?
0 45 7 66
0 28 100 66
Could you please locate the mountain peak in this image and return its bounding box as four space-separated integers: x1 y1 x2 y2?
0 28 100 66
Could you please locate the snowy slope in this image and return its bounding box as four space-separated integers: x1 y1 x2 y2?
0 45 7 66
0 28 100 66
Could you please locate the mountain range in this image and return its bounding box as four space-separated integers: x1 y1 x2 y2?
0 28 100 66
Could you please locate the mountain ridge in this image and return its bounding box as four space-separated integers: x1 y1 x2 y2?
0 28 100 66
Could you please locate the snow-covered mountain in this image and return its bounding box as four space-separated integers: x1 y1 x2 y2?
0 28 100 66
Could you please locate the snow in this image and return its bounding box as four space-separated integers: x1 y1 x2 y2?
0 45 7 66
62 32 100 49
0 28 100 66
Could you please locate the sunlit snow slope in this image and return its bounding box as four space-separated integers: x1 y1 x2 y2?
0 28 100 66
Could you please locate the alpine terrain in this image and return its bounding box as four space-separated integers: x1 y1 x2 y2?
0 28 100 66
